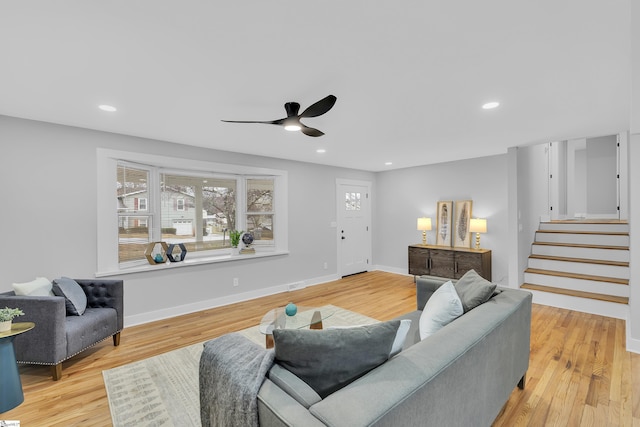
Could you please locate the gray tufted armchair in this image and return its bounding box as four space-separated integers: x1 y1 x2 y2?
0 279 123 380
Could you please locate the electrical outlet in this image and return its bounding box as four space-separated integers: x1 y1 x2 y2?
233 278 239 287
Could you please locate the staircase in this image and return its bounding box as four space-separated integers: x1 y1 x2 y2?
521 220 629 319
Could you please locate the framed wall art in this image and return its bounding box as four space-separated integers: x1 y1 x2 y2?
435 201 453 246
453 200 473 248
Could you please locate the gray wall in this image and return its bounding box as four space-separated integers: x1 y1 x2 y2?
0 115 374 324
373 154 510 285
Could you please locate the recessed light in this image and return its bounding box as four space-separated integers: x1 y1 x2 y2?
316 149 326 154
99 104 117 112
482 102 500 110
385 162 393 166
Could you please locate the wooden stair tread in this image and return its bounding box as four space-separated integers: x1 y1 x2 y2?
532 241 629 251
536 229 629 236
528 254 629 267
544 219 628 224
524 268 629 285
521 283 629 304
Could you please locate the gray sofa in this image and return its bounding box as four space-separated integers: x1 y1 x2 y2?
255 275 532 426
0 278 123 380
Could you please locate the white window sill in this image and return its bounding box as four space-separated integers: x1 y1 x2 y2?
95 250 289 277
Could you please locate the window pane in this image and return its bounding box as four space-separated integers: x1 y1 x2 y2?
118 165 151 262
117 165 149 213
247 178 274 212
161 174 237 252
246 214 273 244
118 216 151 263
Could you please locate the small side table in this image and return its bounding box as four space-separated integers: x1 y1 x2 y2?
0 322 35 413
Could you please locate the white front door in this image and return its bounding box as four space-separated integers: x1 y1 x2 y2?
337 180 371 277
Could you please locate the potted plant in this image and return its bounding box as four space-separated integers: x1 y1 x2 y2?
229 230 244 255
0 307 25 332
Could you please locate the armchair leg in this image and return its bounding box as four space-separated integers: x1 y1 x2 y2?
113 331 121 346
52 363 62 381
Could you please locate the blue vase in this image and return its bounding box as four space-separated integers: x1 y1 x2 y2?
154 254 163 263
285 303 297 316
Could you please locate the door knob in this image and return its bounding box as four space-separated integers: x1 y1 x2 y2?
341 236 346 240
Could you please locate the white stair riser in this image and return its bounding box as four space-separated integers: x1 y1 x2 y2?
527 258 629 279
535 232 629 246
525 289 628 320
539 222 629 233
531 245 629 262
524 273 630 297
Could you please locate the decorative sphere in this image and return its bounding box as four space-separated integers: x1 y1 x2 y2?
242 232 254 246
285 302 297 316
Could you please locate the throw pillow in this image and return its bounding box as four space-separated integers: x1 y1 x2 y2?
273 320 400 398
419 280 463 340
52 277 87 316
389 319 412 357
454 269 497 313
12 277 54 296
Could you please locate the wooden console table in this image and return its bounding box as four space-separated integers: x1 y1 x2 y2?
408 244 492 281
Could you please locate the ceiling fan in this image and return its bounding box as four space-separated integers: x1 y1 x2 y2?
221 95 337 137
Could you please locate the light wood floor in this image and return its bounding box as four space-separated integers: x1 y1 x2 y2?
4 271 639 426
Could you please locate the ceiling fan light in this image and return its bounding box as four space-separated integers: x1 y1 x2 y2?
284 124 301 132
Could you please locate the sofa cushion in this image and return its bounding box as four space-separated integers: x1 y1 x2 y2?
273 320 400 398
454 269 497 312
267 363 322 408
52 277 87 316
419 280 463 340
12 277 54 296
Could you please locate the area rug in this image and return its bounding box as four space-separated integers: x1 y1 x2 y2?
103 304 377 427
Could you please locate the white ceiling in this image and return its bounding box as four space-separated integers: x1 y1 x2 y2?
0 1 631 171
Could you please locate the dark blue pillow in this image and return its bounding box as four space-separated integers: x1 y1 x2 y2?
52 277 87 316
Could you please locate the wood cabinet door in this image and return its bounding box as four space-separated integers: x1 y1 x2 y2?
429 249 455 278
408 247 429 276
454 251 491 280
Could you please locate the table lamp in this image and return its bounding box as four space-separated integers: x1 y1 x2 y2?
469 218 487 249
417 217 432 245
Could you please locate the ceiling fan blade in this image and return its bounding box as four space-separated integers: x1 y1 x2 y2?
221 119 283 125
299 95 337 118
300 125 325 137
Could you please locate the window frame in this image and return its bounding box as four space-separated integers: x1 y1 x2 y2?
97 149 288 276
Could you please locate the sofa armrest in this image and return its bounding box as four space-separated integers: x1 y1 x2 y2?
76 279 124 332
0 293 67 364
415 275 457 310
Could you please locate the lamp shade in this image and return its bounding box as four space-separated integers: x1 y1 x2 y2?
417 217 432 231
469 218 487 233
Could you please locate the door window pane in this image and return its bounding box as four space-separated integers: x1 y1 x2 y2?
345 192 361 211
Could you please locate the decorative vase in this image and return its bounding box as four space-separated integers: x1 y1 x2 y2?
0 320 11 332
285 302 297 316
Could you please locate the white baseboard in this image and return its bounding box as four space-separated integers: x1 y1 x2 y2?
373 265 412 276
124 273 340 327
627 320 640 354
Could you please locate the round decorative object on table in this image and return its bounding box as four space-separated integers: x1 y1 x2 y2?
285 302 297 316
242 232 254 246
